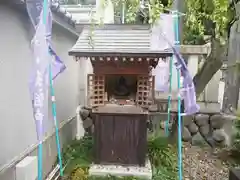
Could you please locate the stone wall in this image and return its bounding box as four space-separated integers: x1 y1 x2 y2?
180 113 231 146
79 106 232 147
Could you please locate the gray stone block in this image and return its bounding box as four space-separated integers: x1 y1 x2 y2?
212 129 226 143
83 117 93 129
182 127 192 142
183 115 193 127
199 125 210 137
191 132 205 145
80 108 90 119
188 123 199 135
210 114 224 129
194 114 209 126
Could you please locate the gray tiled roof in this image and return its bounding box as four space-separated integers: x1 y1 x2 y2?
51 3 97 25
69 24 173 57
16 0 96 33
14 1 101 35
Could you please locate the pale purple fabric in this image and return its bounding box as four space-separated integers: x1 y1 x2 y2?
29 14 50 141
150 14 175 50
26 0 66 80
48 47 66 80
150 14 175 92
152 58 170 92
173 47 200 115
150 13 200 115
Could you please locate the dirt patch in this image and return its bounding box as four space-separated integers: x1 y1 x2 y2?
183 143 229 180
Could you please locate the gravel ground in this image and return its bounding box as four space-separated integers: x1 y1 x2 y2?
183 143 229 180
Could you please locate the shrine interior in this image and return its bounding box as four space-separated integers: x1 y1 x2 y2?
105 75 138 104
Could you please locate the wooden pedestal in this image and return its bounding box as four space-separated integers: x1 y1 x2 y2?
92 106 147 166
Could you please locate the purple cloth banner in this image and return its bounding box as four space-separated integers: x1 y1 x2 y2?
173 48 200 115
29 13 50 140
26 0 66 80
152 13 200 115
48 47 66 80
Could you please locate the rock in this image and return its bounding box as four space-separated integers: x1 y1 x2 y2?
194 114 209 126
80 108 90 119
210 114 224 129
205 136 216 147
183 116 194 127
160 121 172 130
188 123 199 135
191 132 205 145
148 104 158 112
212 129 226 143
199 125 210 137
83 117 93 129
160 121 165 129
83 105 92 110
182 127 192 142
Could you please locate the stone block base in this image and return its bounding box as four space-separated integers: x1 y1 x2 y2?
177 113 232 147
89 159 152 179
229 168 240 180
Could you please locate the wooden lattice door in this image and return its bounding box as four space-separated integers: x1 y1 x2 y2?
136 75 155 107
87 74 105 107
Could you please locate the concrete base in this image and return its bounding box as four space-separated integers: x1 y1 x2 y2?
15 156 37 180
89 159 152 179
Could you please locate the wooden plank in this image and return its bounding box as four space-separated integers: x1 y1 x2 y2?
93 113 147 166
93 105 148 114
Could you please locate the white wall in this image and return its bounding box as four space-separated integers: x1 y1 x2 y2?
0 5 79 179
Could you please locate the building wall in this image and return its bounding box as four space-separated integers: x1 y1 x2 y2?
0 5 79 179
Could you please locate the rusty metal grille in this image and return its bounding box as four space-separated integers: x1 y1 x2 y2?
87 74 105 107
136 75 154 107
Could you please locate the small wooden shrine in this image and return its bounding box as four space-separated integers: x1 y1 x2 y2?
69 24 172 166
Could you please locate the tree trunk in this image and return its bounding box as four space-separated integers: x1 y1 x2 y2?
193 0 238 106
222 65 240 113
222 12 240 113
193 39 227 97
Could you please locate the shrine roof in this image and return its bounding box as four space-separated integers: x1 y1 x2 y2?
68 24 173 58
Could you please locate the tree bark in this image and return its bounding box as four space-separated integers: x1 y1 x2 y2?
222 65 240 113
193 39 228 97
222 12 240 113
